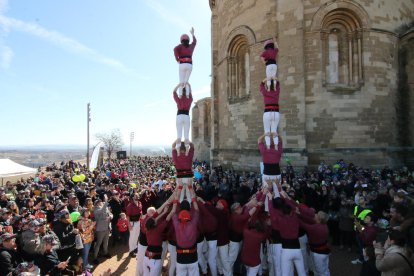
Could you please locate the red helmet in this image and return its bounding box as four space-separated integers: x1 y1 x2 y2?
264 39 274 48
178 210 191 222
217 199 228 210
180 34 190 42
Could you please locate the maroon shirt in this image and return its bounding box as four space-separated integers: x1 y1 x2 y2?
260 48 279 62
270 204 300 240
172 145 194 171
260 82 280 106
267 197 282 232
174 35 197 61
126 201 142 221
299 220 329 246
147 219 168 247
166 220 176 243
359 225 378 247
259 140 283 164
229 208 250 235
206 205 230 246
241 228 267 267
174 91 193 111
172 209 199 248
198 203 218 234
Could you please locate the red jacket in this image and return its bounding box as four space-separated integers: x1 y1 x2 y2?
117 218 129 232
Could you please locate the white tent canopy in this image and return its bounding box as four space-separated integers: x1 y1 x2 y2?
0 159 37 184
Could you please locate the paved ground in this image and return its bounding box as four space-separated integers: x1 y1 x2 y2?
91 241 361 276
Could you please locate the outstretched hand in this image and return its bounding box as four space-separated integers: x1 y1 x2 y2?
190 27 194 36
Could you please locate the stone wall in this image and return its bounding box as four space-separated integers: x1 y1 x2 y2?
202 0 414 170
192 98 212 162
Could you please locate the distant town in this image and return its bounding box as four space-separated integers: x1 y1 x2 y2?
0 145 170 168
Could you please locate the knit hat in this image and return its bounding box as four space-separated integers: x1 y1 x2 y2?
55 201 67 213
15 262 34 274
29 219 40 229
42 234 58 245
0 233 16 244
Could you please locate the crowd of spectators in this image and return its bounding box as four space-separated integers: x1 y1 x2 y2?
0 157 413 275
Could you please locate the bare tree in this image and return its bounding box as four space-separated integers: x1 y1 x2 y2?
95 129 123 160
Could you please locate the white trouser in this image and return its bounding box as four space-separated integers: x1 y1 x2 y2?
311 252 330 276
217 244 232 276
246 264 261 276
263 112 280 147
299 234 310 273
176 261 199 276
178 178 192 203
161 241 168 266
281 248 306 276
260 242 268 274
262 174 281 212
198 239 208 274
168 243 177 276
266 64 278 87
176 114 190 142
228 241 242 272
129 221 140 253
143 256 162 276
135 243 147 276
207 240 218 276
269 243 282 276
178 63 192 97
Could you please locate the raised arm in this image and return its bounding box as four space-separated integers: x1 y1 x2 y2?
273 37 279 49
258 134 266 144
172 140 178 150
157 192 174 214
173 84 181 101
189 185 198 211
190 27 196 45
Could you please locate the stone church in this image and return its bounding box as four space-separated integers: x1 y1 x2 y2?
192 0 414 170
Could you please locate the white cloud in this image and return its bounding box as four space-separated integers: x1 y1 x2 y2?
144 0 190 30
0 15 134 74
0 0 12 69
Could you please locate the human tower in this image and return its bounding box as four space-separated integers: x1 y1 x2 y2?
171 27 196 203
170 30 283 203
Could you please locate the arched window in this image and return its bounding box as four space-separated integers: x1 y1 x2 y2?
321 9 363 88
228 35 250 99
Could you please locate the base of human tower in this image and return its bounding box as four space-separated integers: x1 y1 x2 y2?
91 240 360 276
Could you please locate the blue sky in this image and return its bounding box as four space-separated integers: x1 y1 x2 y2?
0 0 211 147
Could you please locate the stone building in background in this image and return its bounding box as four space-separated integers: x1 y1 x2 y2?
192 98 212 162
192 0 414 170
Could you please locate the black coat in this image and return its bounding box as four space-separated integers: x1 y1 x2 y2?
53 220 76 249
37 250 62 276
0 247 21 276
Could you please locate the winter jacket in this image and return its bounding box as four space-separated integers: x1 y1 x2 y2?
376 245 414 276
